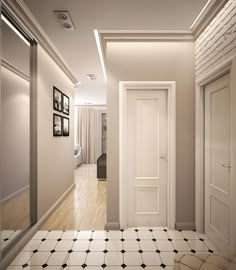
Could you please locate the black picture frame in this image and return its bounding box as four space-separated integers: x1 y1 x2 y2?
53 87 62 112
63 117 69 136
62 94 70 115
53 113 62 136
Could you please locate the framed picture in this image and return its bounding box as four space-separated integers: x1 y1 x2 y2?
53 87 62 112
62 94 70 115
53 114 62 136
63 117 69 136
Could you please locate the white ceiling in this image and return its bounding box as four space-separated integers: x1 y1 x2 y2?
23 0 208 105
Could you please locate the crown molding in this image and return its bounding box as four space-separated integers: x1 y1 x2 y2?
190 0 229 39
1 57 30 81
3 0 77 84
100 30 194 42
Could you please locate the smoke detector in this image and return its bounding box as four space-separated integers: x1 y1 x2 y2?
86 74 96 80
54 11 75 31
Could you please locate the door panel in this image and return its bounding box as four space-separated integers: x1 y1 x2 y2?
126 89 167 227
205 73 231 251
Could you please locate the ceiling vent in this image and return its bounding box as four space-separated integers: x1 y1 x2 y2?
54 11 75 31
86 74 96 80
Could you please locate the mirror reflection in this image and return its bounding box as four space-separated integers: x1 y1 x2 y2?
1 15 30 250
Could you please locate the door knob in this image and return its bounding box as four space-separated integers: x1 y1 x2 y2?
160 155 167 160
221 164 231 169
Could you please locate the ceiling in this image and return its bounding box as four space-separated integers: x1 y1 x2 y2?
23 0 208 105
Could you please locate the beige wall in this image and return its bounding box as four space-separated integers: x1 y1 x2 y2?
1 68 30 199
106 41 195 226
37 46 74 218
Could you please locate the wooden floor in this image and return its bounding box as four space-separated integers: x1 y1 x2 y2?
42 164 107 230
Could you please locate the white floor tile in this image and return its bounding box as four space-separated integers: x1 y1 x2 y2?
7 267 23 270
46 231 63 240
106 240 123 252
86 267 104 270
23 240 41 251
32 231 48 240
61 231 78 240
92 231 108 240
136 227 151 231
197 233 208 240
167 230 184 240
77 231 93 240
188 240 209 251
55 240 73 251
10 252 32 266
152 231 168 240
137 231 153 239
47 251 68 265
86 252 105 265
125 267 143 270
139 240 157 252
122 231 137 240
150 227 166 231
204 239 218 251
142 252 161 265
28 252 51 266
24 266 42 270
105 252 124 265
124 252 142 265
38 240 58 252
68 267 84 270
89 240 106 251
172 240 191 251
181 231 199 240
107 231 122 240
43 267 62 270
123 240 140 251
2 230 15 239
156 240 174 251
72 240 90 251
66 252 87 266
145 267 169 270
160 252 176 265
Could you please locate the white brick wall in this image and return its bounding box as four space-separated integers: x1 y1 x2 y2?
195 0 236 79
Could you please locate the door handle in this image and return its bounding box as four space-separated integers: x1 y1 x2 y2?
221 164 231 169
160 155 167 160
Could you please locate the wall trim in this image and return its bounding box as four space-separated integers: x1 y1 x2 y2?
175 222 195 231
1 185 29 204
1 58 30 81
195 55 236 252
190 0 229 39
104 222 120 230
119 81 176 230
4 0 77 84
0 183 75 270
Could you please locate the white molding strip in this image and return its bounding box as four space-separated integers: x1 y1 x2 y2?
104 222 120 230
1 185 29 204
175 222 195 231
190 0 229 39
0 182 75 269
5 0 77 84
100 30 194 42
1 58 30 81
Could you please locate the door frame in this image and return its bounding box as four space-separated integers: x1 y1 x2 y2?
119 81 176 229
195 55 236 252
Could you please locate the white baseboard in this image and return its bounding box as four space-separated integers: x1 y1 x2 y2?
105 222 120 230
1 185 30 204
175 222 196 230
0 183 75 270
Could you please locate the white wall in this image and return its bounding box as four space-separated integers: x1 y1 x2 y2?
106 41 195 227
37 46 74 218
1 67 30 199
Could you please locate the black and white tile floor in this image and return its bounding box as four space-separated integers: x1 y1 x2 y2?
1 230 21 250
7 227 218 270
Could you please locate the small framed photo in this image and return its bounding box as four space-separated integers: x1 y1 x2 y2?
53 87 62 112
63 117 69 136
62 94 70 115
53 114 62 136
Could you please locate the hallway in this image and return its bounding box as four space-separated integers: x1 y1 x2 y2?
42 164 106 230
9 227 217 269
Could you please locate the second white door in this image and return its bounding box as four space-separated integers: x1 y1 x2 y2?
126 89 167 227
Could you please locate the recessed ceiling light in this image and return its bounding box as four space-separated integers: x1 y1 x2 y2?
54 11 75 31
86 74 96 80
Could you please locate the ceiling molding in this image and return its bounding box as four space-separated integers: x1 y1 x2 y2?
190 0 229 39
100 30 195 42
4 0 77 84
1 57 30 82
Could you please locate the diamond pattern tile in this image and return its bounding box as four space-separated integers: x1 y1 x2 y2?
8 228 218 269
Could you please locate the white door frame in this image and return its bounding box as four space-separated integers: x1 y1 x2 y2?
195 56 236 252
119 81 176 230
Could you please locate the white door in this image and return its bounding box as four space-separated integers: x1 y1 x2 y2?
126 89 167 227
205 73 232 251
